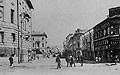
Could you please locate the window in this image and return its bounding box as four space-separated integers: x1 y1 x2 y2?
119 26 120 34
42 37 44 40
19 2 21 5
78 43 80 48
11 33 15 42
111 31 113 34
37 42 39 47
33 38 34 40
23 21 24 30
11 9 14 23
108 27 110 35
33 43 34 47
0 32 4 43
42 43 44 47
25 20 26 31
0 6 4 21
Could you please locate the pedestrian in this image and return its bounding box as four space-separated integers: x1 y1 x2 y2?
70 56 75 67
77 55 80 63
65 56 70 67
37 55 39 60
72 56 76 67
9 54 14 66
56 55 61 69
111 55 118 65
80 55 84 66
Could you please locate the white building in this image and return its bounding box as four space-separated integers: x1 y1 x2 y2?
31 31 48 54
0 0 34 62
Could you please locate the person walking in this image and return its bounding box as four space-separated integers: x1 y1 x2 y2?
72 56 76 67
9 54 14 66
70 56 76 67
65 56 70 67
80 55 84 66
56 55 61 69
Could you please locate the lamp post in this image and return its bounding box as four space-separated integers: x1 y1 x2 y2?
20 13 24 63
17 0 20 63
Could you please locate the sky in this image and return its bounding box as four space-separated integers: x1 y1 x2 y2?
31 0 120 47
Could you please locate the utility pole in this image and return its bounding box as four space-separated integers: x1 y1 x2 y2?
17 0 20 63
20 13 23 63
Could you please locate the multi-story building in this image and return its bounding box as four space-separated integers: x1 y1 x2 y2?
64 7 120 62
0 0 34 62
63 34 73 57
94 18 110 62
82 28 95 60
94 7 120 62
31 31 48 55
64 29 84 57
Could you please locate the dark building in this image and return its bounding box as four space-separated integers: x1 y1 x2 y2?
82 28 95 60
94 7 120 62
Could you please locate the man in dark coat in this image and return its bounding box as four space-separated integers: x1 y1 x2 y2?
9 54 14 66
65 56 70 67
80 55 84 66
70 56 76 67
56 55 61 69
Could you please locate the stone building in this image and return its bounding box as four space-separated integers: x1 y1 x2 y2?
31 31 48 57
94 6 120 62
64 29 84 57
82 28 95 60
0 0 34 62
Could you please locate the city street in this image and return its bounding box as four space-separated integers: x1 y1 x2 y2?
0 56 120 75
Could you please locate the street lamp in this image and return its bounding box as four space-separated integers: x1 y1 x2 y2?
17 0 20 63
19 12 25 63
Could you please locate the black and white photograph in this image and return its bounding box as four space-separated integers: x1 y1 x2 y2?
0 0 120 75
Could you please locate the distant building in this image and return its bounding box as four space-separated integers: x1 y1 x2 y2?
64 29 85 57
31 31 48 54
82 28 95 60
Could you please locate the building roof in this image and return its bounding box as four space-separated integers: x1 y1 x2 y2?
25 0 34 9
93 18 109 29
31 33 48 38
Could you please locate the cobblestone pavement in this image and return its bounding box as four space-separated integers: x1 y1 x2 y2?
0 57 120 75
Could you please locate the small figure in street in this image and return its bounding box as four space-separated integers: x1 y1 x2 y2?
72 56 76 67
9 54 14 67
70 56 76 67
77 55 80 63
111 55 118 65
80 55 84 66
37 56 39 60
56 55 61 69
65 56 70 67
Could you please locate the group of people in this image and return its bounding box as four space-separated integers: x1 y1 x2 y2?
65 55 84 67
55 54 84 69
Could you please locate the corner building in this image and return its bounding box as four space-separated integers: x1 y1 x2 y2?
0 0 34 62
94 7 120 62
31 31 48 59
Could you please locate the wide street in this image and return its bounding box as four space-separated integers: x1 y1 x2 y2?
0 56 120 75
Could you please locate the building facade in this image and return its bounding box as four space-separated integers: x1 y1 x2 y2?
0 0 34 62
31 31 48 56
94 7 120 62
64 29 84 57
82 28 95 60
63 6 120 62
